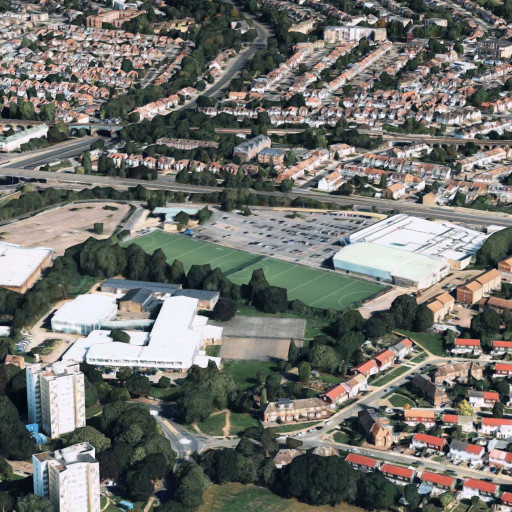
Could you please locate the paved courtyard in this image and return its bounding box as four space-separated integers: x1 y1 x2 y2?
211 316 306 339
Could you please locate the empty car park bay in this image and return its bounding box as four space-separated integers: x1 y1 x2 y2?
127 231 385 310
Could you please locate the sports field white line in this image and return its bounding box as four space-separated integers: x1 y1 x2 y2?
308 279 362 308
286 272 325 295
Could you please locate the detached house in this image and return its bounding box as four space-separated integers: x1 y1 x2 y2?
468 390 499 409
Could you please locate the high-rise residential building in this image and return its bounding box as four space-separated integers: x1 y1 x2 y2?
26 361 86 438
33 443 100 512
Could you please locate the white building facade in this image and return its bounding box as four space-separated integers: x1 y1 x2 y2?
27 361 86 438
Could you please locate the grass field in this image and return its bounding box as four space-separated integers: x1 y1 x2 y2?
388 394 415 408
396 330 445 356
198 412 227 436
371 366 410 386
273 421 321 434
127 231 384 310
230 412 259 436
222 361 279 391
197 483 366 512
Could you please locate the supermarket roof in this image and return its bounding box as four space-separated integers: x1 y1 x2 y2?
333 242 449 284
0 242 52 288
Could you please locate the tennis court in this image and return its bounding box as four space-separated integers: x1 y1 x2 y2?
127 231 385 310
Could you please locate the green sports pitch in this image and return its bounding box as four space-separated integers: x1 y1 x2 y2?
126 231 385 310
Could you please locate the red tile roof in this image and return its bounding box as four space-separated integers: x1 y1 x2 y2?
493 340 512 348
483 392 500 400
373 349 395 365
413 433 446 448
381 463 414 479
345 453 379 468
353 359 378 374
502 492 512 504
495 363 512 372
442 414 459 423
405 408 435 420
323 383 348 401
465 444 484 455
420 471 454 487
464 478 498 494
454 338 481 347
400 338 413 348
482 417 512 426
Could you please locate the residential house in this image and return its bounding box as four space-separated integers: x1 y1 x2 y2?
489 449 512 470
442 414 475 432
263 398 328 423
411 433 448 453
383 183 406 200
420 472 456 494
456 269 502 304
411 374 448 406
451 338 482 355
468 391 499 409
404 409 436 428
480 297 512 314
494 363 512 378
427 292 455 322
390 338 413 360
344 373 368 397
492 340 512 355
449 440 485 463
500 492 512 512
273 449 302 468
480 418 512 438
461 479 499 502
352 359 379 379
358 409 394 449
433 361 483 384
345 453 379 472
380 464 416 485
321 383 349 409
372 348 395 371
498 256 512 275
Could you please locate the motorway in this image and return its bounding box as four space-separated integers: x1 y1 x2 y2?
2 163 512 227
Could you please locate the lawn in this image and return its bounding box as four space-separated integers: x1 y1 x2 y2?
371 366 409 386
222 360 279 391
333 431 351 443
197 483 366 512
86 403 102 419
127 231 385 310
68 275 97 296
229 412 259 436
206 345 221 357
198 412 227 436
273 421 321 434
388 394 416 408
395 330 445 356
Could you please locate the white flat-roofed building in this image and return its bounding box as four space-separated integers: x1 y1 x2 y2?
33 443 100 512
65 296 222 370
0 124 49 152
26 361 85 438
343 214 488 270
0 242 53 293
333 242 450 290
51 294 118 335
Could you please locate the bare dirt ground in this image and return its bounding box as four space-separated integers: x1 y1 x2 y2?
359 285 412 319
219 337 291 361
0 202 130 255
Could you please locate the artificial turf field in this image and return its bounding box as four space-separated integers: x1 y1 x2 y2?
127 231 385 310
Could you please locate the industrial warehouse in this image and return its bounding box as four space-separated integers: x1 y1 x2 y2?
342 214 488 270
334 214 488 289
0 242 53 294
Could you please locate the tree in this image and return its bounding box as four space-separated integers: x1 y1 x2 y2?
414 304 434 331
0 492 14 512
440 491 455 508
121 58 133 73
67 426 111 452
126 469 154 502
455 399 473 416
175 389 214 424
125 373 150 397
310 344 339 373
110 330 130 343
212 298 237 322
155 502 185 512
404 483 420 510
298 361 311 383
158 376 171 388
357 471 397 510
493 401 504 418
82 151 92 173
176 211 190 227
390 295 418 330
93 222 104 235
15 494 53 512
471 309 501 342
0 457 13 481
173 463 210 508
288 338 299 365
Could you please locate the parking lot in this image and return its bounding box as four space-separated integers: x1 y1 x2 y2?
194 208 380 268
